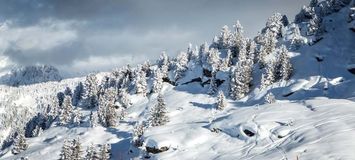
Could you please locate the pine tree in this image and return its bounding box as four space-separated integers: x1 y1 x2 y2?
89 111 98 128
261 62 276 90
99 144 110 160
258 29 277 68
148 94 169 127
59 95 74 125
152 68 163 93
289 24 304 49
73 82 85 106
11 132 28 155
59 139 72 160
206 48 220 72
278 45 293 80
231 20 245 57
216 91 227 110
310 0 319 7
98 88 118 127
208 72 218 95
218 25 232 49
64 87 73 97
265 92 276 104
118 88 132 108
220 49 232 70
157 52 170 79
84 74 99 109
133 123 146 147
307 14 324 37
71 110 82 127
85 144 99 160
173 52 189 82
71 138 83 160
229 42 253 100
133 66 147 96
265 13 285 38
198 42 209 67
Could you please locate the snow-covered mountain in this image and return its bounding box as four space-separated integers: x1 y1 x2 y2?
0 65 62 86
0 0 354 160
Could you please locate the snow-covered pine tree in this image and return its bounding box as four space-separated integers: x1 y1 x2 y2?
59 95 74 125
118 88 132 108
89 111 98 128
310 0 319 7
198 42 209 67
142 60 152 77
265 92 276 104
229 41 253 100
71 109 82 127
307 14 324 37
265 13 285 38
148 94 169 127
278 45 293 80
71 138 83 160
289 23 304 49
216 91 227 110
84 74 99 109
152 68 163 93
73 82 85 106
99 144 110 160
157 52 170 79
85 143 99 160
59 139 72 160
217 25 232 49
11 131 28 155
64 87 73 97
133 66 148 96
220 49 232 70
206 48 220 72
261 62 276 90
133 123 146 147
258 29 277 68
172 52 189 82
98 87 118 127
208 72 218 95
231 20 245 57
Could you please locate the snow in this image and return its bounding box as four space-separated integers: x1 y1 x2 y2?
0 2 355 160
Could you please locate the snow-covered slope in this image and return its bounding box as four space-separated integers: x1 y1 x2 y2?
0 1 354 160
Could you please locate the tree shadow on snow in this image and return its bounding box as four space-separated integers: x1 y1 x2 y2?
190 101 214 109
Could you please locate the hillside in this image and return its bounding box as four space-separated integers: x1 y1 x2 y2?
0 0 354 160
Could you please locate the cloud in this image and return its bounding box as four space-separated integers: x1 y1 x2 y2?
0 0 310 76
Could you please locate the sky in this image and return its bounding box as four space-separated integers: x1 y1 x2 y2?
0 0 310 77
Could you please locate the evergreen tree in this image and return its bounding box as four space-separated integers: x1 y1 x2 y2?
98 88 118 127
259 29 277 68
71 110 82 127
133 123 146 147
59 139 72 160
148 94 169 127
220 49 232 70
265 92 276 104
152 68 163 93
310 0 319 7
11 131 28 155
59 96 74 125
229 42 253 100
307 14 324 37
71 138 83 160
261 62 276 90
172 52 189 82
206 48 220 72
133 66 148 96
64 87 73 97
157 52 170 79
278 45 293 80
85 144 99 160
265 13 285 38
118 88 132 108
208 72 218 95
99 144 110 160
216 91 227 110
217 25 232 49
73 82 85 106
289 24 304 49
84 74 99 109
231 20 245 57
89 111 98 128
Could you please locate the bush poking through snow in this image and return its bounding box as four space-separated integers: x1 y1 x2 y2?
11 131 28 155
148 94 169 127
265 92 276 104
216 91 227 110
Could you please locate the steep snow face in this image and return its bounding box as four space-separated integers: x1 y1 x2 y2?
0 65 62 86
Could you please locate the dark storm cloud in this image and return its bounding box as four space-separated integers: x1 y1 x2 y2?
0 0 310 76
